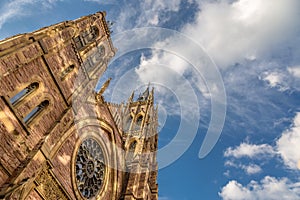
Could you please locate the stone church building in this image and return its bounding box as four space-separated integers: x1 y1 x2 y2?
0 11 158 199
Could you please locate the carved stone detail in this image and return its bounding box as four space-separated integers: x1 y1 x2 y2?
75 138 105 199
35 164 69 200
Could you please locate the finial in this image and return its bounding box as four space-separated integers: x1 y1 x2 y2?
128 91 135 103
137 84 150 101
96 78 111 102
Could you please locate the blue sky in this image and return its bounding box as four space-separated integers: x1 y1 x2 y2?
1 0 300 199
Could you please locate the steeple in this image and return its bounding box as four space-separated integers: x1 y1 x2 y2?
128 91 135 103
95 77 111 102
0 11 158 200
121 84 158 199
137 84 150 101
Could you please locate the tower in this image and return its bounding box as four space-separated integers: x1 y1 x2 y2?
0 12 158 199
121 87 159 200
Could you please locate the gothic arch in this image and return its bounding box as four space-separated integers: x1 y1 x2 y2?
24 99 50 125
10 82 39 106
133 114 144 131
23 91 53 127
126 138 139 152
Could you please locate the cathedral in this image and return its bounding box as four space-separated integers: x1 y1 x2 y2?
0 11 158 199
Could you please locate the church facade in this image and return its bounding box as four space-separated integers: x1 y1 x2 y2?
0 11 158 199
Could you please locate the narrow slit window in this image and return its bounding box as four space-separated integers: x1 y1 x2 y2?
136 115 143 126
92 26 99 39
81 31 90 45
74 36 84 49
24 100 49 124
10 82 39 106
61 64 75 80
129 141 137 152
84 58 93 71
98 45 105 57
134 115 143 131
82 26 99 44
127 140 137 161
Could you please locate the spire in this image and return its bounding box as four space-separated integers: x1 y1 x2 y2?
128 91 135 103
95 78 111 102
148 87 154 101
137 83 150 101
98 77 111 95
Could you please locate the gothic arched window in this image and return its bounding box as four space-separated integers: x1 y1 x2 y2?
74 36 84 50
129 141 137 152
10 82 39 106
127 140 137 162
23 100 49 124
74 26 99 50
61 64 75 80
75 138 105 199
134 115 143 131
82 26 99 44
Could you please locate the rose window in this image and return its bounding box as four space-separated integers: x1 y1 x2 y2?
75 138 105 199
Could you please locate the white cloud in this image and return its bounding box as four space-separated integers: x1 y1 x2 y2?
220 180 252 200
276 112 300 170
0 0 34 29
0 0 62 29
288 66 300 78
114 0 182 32
138 51 188 76
259 66 300 92
183 0 300 67
224 160 236 167
242 164 262 175
260 70 290 92
225 161 262 175
113 0 300 119
134 52 202 118
224 113 300 172
262 72 283 88
224 170 230 177
224 142 275 159
136 0 181 26
219 176 300 200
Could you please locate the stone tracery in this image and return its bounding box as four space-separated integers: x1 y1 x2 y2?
75 138 105 199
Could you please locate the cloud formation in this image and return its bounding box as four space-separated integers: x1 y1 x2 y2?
224 142 275 159
288 66 300 78
276 112 300 170
0 0 62 30
260 70 290 92
225 161 262 175
223 113 300 198
131 51 205 125
219 176 300 200
225 112 300 170
136 0 181 26
242 164 262 175
184 0 300 67
115 0 300 115
113 0 182 32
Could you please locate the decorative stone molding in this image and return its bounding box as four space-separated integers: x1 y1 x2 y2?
35 163 69 200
